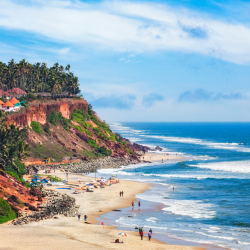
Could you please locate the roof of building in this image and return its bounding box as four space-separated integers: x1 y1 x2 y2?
0 90 10 96
9 97 19 105
7 88 27 95
2 101 14 107
0 100 4 105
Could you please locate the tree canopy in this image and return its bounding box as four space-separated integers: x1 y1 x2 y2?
0 112 29 176
0 59 80 96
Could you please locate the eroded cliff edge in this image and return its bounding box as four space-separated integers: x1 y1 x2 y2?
5 99 88 128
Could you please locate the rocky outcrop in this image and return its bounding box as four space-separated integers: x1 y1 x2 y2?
12 189 78 225
37 156 140 173
132 143 151 152
5 99 88 128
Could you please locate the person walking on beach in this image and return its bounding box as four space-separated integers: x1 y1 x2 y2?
132 201 134 210
121 191 124 197
119 191 122 197
148 231 152 241
139 227 142 236
138 201 141 209
84 215 88 222
149 228 152 234
78 213 81 221
140 229 144 240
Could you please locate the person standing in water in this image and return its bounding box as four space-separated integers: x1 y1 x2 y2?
173 187 174 192
132 201 134 210
138 201 141 209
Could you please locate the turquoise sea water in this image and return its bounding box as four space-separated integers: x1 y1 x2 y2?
97 122 250 250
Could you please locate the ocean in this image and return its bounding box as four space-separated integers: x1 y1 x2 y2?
96 122 250 250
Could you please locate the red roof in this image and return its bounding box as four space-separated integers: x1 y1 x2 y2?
0 100 4 105
2 101 14 107
7 88 27 95
9 97 19 105
0 89 10 96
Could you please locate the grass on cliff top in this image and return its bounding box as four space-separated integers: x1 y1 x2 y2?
0 198 17 224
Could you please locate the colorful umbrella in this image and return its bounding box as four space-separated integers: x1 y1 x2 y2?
118 233 128 237
118 232 128 243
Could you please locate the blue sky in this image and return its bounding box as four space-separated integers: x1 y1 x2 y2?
0 0 250 121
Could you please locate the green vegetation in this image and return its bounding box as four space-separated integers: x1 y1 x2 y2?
0 198 16 224
87 139 112 157
32 144 73 162
88 104 116 142
126 148 136 155
98 146 112 156
81 150 96 160
49 176 63 182
0 59 80 96
0 123 29 177
85 129 93 137
87 139 98 148
5 170 30 188
93 127 108 140
71 109 91 129
47 111 71 131
31 121 42 134
44 126 50 133
72 125 93 137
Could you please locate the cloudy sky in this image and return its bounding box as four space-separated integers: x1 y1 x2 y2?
1 0 250 121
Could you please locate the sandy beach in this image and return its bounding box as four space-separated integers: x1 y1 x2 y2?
140 152 185 162
0 171 205 250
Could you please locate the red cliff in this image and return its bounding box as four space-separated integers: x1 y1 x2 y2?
5 99 88 128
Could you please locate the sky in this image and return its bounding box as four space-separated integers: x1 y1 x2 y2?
0 0 250 122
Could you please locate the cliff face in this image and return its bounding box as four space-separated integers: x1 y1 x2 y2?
5 99 88 128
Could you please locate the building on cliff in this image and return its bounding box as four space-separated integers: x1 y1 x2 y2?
7 88 27 98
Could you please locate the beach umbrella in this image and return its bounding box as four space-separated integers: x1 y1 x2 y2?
118 233 129 243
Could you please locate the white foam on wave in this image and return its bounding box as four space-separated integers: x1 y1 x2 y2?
190 160 250 174
109 123 145 135
142 135 250 153
162 199 216 219
145 217 158 223
137 189 216 219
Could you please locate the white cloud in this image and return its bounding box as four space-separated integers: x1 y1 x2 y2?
1 0 250 64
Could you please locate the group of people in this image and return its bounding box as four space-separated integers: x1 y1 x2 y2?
78 213 88 222
131 200 141 210
119 191 124 197
139 227 152 241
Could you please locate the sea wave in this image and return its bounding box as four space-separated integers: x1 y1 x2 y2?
190 160 250 174
142 135 250 153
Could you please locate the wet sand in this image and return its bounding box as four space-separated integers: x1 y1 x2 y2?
140 152 185 162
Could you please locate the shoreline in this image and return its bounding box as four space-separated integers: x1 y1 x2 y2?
97 184 229 250
1 170 205 250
